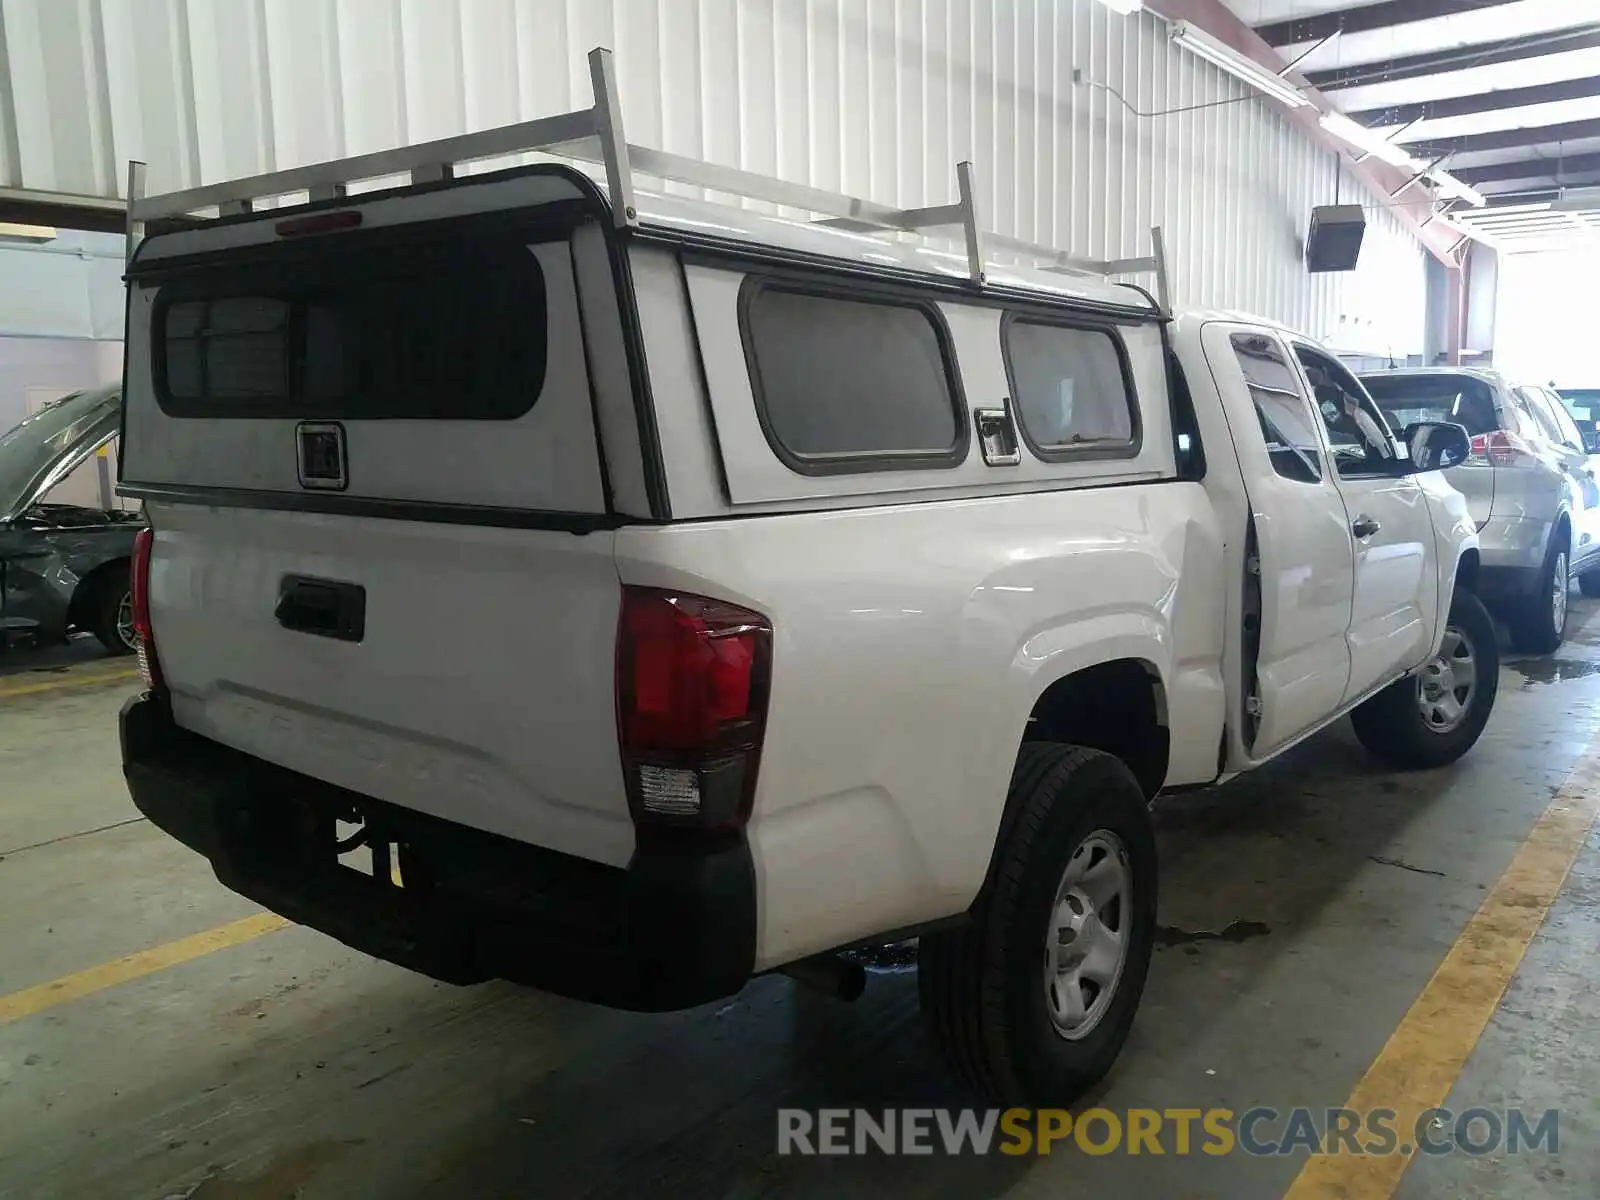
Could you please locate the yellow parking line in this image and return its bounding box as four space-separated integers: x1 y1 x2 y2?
0 667 139 700
0 913 291 1027
1283 745 1600 1199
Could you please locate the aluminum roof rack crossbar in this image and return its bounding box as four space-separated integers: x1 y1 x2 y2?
126 46 1170 312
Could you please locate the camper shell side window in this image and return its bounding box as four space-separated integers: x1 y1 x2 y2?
736 278 971 476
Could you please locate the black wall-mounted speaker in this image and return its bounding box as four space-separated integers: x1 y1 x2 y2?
1306 204 1366 273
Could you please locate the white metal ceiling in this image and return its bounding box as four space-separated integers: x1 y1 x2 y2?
1267 0 1592 73
1226 0 1600 251
0 0 1433 351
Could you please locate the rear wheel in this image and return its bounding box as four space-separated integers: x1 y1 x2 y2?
918 744 1156 1105
1507 540 1568 654
1580 570 1600 599
1351 588 1498 769
88 567 136 656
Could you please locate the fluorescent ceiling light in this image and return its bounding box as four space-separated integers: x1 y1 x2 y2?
1318 112 1421 169
1169 21 1310 109
1090 0 1143 12
1427 168 1486 209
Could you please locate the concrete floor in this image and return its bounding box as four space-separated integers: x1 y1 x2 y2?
2 612 1600 1199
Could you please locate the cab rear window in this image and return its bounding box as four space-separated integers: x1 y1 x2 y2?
154 233 548 420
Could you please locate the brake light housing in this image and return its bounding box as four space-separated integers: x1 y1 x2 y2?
1469 430 1537 467
275 210 362 237
130 527 165 693
615 587 772 831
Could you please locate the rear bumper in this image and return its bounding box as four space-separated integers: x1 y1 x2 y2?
1474 515 1553 607
120 693 756 1012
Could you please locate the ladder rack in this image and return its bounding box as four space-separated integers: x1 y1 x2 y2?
126 46 1170 313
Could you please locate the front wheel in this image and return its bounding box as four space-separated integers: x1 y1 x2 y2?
1351 589 1498 769
918 744 1156 1106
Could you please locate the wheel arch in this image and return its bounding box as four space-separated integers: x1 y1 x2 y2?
972 653 1170 910
65 556 130 631
1023 658 1171 800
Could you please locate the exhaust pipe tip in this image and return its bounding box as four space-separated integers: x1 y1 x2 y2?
780 953 867 1002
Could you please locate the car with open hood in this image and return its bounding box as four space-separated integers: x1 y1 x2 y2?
0 385 146 655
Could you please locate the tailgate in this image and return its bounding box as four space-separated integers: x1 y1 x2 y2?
144 503 632 866
1444 461 1495 529
121 172 637 865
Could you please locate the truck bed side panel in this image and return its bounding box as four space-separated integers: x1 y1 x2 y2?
615 483 1225 967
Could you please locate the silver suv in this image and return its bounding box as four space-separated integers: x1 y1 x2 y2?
1361 368 1600 653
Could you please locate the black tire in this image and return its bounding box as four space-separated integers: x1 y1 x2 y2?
1580 570 1600 599
1350 588 1498 769
1507 536 1568 654
88 566 136 656
918 744 1156 1106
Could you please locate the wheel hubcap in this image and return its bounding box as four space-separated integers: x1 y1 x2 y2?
1415 625 1478 734
1553 551 1568 634
1043 830 1132 1041
115 591 136 650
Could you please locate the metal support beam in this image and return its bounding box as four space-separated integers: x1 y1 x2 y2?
130 105 598 224
1477 174 1600 199
124 161 146 264
589 47 636 228
0 185 126 234
1307 24 1600 90
1455 151 1600 186
1256 0 1524 48
1351 76 1600 126
955 161 985 286
1410 118 1600 158
1149 226 1171 313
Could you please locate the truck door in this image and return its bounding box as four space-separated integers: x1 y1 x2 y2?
1292 342 1436 706
1201 324 1355 755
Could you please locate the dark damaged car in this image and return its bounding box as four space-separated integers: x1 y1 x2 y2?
0 385 145 655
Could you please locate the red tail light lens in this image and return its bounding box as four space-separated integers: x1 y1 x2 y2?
616 588 772 831
1469 430 1536 467
130 527 165 692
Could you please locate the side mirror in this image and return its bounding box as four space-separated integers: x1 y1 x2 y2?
1582 427 1600 455
1402 421 1472 472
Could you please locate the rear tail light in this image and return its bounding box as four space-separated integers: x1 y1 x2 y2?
615 587 772 832
130 527 165 693
1468 430 1537 467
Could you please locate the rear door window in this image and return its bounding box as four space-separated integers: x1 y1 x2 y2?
154 231 549 420
740 283 967 473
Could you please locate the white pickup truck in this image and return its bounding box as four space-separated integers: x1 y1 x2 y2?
117 52 1494 1108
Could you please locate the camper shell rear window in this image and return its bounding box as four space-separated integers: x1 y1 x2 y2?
152 230 548 420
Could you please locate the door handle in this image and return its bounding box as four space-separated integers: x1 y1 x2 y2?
1351 515 1381 539
276 575 366 642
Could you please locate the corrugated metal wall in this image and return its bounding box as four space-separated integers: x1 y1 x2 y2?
0 0 1425 354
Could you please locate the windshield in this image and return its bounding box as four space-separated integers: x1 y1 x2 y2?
0 385 121 521
1359 373 1500 437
